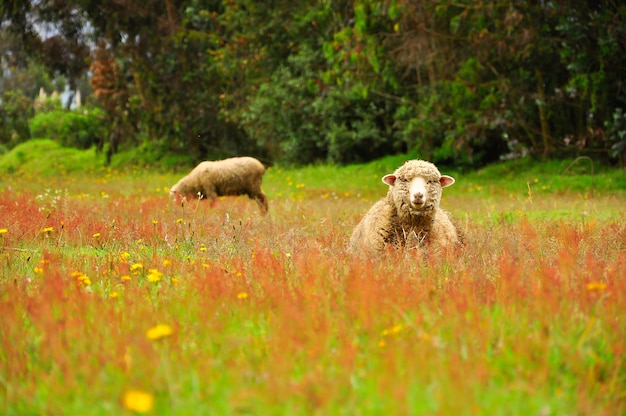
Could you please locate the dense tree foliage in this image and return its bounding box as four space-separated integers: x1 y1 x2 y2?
1 0 625 167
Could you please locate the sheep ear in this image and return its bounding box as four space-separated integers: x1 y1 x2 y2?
382 174 396 186
440 175 455 188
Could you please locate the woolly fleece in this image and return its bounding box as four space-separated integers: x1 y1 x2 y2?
170 156 268 214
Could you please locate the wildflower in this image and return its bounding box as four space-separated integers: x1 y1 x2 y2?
123 389 154 413
586 282 607 291
41 227 54 234
0 228 8 235
121 275 132 281
152 219 158 225
200 244 207 252
146 324 174 340
109 291 119 299
34 266 44 274
381 324 403 337
285 252 292 258
237 292 248 299
162 259 172 267
147 269 163 283
119 252 130 262
176 218 184 224
93 233 101 238
71 271 91 286
130 263 143 275
171 277 179 286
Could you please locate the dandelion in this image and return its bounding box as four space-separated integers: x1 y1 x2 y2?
147 269 163 282
130 263 143 275
123 389 154 413
146 324 174 340
586 282 607 291
237 292 248 299
71 271 91 286
381 324 403 337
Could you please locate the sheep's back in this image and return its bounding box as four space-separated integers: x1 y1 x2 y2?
200 157 265 196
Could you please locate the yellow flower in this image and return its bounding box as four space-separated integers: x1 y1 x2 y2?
41 227 54 234
381 324 403 337
152 219 158 225
130 263 143 274
121 275 132 281
146 324 174 340
285 252 291 258
162 259 172 267
237 292 248 299
176 218 183 224
147 269 163 282
586 282 607 291
34 266 44 274
123 389 154 413
109 291 119 299
0 228 8 234
92 233 101 238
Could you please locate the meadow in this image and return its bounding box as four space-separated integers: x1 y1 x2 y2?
1 143 625 415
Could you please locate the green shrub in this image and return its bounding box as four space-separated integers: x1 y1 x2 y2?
0 90 34 149
29 107 107 149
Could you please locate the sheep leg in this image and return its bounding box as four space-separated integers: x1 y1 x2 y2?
251 192 269 214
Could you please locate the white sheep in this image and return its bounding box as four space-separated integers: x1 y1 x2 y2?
169 156 269 214
349 159 461 255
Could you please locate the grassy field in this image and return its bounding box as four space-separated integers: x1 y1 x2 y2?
1 141 625 415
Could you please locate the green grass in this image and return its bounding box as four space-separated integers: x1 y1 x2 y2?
0 141 625 415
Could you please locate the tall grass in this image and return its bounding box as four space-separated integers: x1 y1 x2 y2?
0 152 625 415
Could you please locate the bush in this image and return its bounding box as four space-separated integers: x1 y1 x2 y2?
0 90 34 149
29 107 107 149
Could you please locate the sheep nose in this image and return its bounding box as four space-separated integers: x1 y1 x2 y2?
412 192 425 205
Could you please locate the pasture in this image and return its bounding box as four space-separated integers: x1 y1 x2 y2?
1 150 625 415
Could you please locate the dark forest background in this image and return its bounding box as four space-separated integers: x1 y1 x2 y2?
1 1 625 168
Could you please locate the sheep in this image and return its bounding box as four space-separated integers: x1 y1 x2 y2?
169 156 269 214
349 159 461 256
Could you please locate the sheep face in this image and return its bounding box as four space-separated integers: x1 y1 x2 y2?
382 162 455 216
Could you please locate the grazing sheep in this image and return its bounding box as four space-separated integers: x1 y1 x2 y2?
170 156 269 214
349 159 461 256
